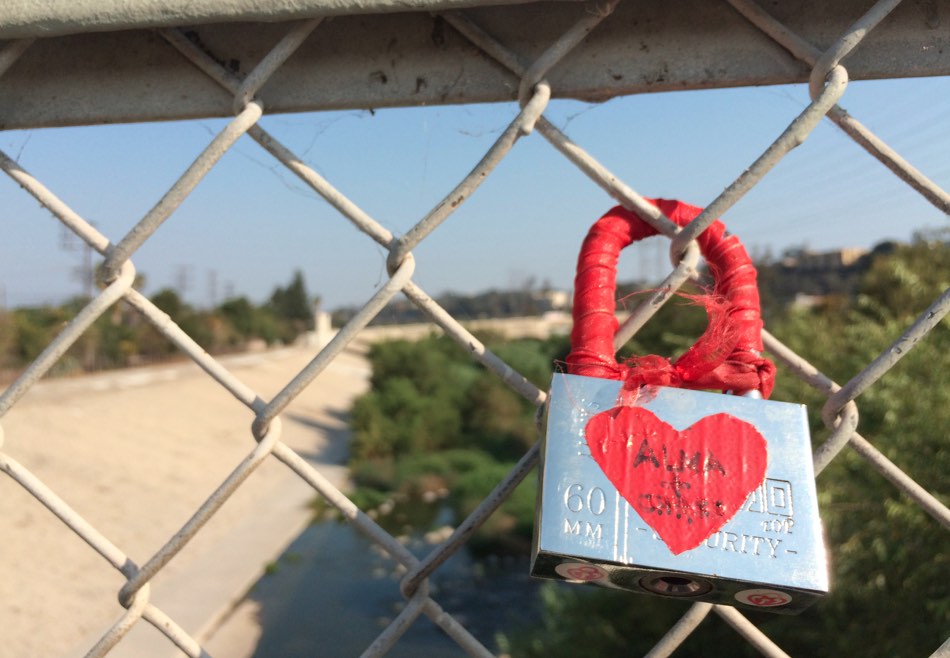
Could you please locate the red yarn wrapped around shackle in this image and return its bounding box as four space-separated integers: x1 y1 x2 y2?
565 199 775 398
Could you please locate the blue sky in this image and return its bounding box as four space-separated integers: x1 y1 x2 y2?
1 75 947 311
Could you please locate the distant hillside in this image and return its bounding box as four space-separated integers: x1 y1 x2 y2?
332 287 571 327
331 239 918 327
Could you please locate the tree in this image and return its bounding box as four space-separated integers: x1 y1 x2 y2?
150 288 186 320
265 270 316 343
12 306 71 363
0 309 17 370
142 288 213 354
217 296 283 345
268 270 313 325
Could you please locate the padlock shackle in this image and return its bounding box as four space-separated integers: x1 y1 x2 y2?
566 199 775 398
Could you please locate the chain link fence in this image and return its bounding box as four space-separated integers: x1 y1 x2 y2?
1 0 948 656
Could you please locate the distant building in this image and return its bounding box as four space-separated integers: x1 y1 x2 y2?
765 246 874 311
539 289 571 310
781 247 869 270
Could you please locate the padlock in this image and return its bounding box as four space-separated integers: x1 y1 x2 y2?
531 200 829 614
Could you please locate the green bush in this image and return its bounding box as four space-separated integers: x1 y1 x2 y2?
346 333 562 553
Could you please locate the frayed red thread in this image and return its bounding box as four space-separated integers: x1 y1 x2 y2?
566 200 775 398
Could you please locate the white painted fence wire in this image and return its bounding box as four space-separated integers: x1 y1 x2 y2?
1 0 948 656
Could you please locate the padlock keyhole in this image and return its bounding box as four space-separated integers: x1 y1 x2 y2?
639 574 713 597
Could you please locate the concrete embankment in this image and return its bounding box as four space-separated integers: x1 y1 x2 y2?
1 314 569 657
0 346 369 658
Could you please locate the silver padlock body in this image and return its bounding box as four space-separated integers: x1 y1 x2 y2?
531 373 829 614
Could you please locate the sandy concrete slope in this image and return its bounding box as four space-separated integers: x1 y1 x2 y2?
0 345 369 658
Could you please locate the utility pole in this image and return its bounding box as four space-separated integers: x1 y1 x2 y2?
60 224 96 300
175 265 193 303
207 269 219 309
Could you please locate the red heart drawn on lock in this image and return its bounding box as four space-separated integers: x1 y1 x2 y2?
585 405 767 555
566 199 776 555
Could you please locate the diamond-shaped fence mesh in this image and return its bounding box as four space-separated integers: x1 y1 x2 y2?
0 0 948 656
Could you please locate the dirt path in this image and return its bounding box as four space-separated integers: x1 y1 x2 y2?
0 345 369 658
